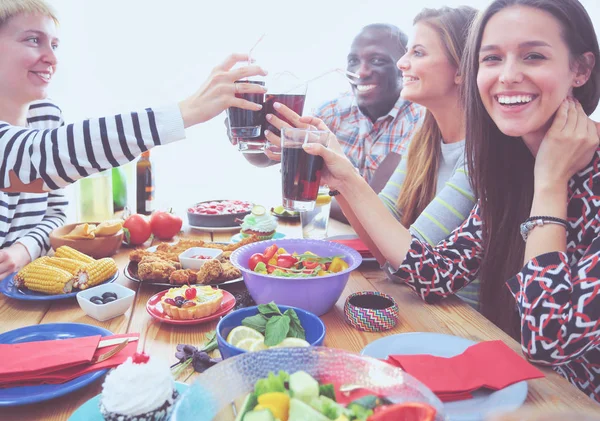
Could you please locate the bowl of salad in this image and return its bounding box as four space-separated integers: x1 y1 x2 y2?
230 239 363 316
171 347 445 421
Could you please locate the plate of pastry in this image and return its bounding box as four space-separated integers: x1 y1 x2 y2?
146 285 236 325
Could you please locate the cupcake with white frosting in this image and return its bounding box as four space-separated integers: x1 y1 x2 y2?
239 205 277 240
99 354 178 421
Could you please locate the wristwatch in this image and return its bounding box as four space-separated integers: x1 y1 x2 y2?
520 217 568 242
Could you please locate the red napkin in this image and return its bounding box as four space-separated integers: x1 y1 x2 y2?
0 335 101 378
385 340 544 401
329 238 373 258
0 333 139 387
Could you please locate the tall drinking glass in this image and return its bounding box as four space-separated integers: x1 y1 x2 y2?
300 187 331 239
227 80 265 142
281 128 329 212
239 73 307 154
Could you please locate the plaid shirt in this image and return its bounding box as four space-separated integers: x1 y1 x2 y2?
314 91 423 182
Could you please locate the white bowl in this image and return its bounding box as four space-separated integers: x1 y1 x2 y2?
76 283 135 321
179 247 223 270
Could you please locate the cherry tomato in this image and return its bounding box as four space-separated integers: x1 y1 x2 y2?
263 244 279 261
123 214 152 246
150 210 183 240
249 253 266 271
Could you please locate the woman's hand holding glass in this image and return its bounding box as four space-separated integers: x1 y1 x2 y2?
535 98 600 190
263 103 358 191
178 53 267 128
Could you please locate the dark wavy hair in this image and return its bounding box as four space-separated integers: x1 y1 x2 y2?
460 0 600 338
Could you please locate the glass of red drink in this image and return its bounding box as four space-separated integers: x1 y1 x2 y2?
227 80 265 140
239 74 307 154
281 127 330 212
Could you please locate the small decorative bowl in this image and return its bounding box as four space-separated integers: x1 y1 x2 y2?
344 291 399 332
76 283 135 321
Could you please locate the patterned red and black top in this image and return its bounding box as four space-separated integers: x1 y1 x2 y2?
391 148 600 402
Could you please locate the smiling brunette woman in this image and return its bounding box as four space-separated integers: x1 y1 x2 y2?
268 0 600 401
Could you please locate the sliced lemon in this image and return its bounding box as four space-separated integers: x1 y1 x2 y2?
271 338 310 348
249 340 268 352
252 205 266 216
235 338 262 351
273 205 285 214
315 194 331 206
226 326 265 347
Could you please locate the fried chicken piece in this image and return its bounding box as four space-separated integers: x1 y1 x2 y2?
222 235 261 252
169 269 198 285
156 239 205 254
201 242 229 251
129 249 179 264
138 259 178 282
220 262 241 281
195 259 223 285
218 251 232 262
139 255 181 270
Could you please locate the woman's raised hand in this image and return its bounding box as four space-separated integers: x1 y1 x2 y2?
178 53 267 128
535 98 600 189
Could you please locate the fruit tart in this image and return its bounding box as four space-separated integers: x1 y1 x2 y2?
160 285 223 320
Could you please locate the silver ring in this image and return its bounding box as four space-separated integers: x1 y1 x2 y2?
234 83 239 93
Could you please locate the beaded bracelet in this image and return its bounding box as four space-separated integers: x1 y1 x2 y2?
329 190 340 197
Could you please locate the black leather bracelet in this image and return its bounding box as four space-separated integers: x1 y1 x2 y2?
329 190 340 197
520 216 568 241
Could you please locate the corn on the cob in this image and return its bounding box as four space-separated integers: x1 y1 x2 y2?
76 258 118 289
19 265 74 294
54 246 94 264
14 257 52 287
43 257 87 276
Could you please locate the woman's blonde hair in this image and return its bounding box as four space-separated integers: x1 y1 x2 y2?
395 6 476 228
0 0 59 28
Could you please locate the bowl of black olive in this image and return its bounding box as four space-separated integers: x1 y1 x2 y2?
76 283 135 321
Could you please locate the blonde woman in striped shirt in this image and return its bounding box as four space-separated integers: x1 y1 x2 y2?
0 0 267 195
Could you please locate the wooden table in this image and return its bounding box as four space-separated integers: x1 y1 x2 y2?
2 219 600 421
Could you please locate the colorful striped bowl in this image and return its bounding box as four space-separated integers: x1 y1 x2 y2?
344 291 399 332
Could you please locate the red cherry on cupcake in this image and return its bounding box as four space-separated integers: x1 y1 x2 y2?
185 287 197 300
132 351 150 364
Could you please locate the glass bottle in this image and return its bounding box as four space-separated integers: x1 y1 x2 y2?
136 151 154 215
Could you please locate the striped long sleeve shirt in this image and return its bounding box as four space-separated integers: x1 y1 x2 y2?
379 140 480 308
0 104 185 191
1 102 68 259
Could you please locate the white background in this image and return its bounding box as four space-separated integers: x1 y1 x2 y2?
44 0 600 220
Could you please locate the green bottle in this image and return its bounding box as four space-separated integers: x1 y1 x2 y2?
112 167 128 212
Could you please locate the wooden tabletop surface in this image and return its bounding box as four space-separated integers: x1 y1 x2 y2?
2 219 599 421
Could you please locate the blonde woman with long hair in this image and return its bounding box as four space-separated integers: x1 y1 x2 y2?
265 5 480 306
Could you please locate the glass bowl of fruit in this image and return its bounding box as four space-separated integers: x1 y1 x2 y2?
171 347 445 421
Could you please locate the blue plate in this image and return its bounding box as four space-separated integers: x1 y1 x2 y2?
0 271 118 301
69 381 189 420
361 332 528 421
230 232 286 243
0 323 113 406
